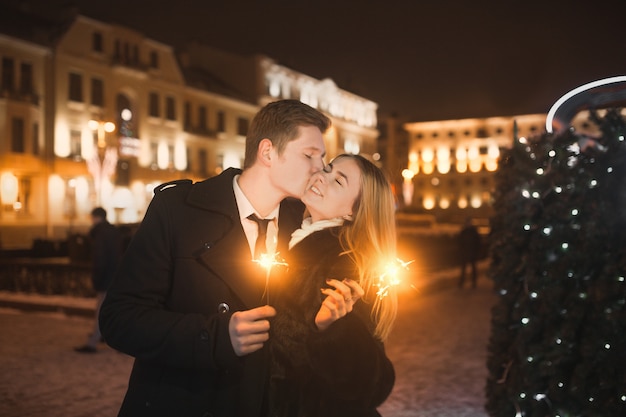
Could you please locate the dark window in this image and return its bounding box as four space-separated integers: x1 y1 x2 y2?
2 57 15 91
150 142 158 168
237 117 249 136
149 51 159 69
476 128 488 138
11 117 25 152
19 63 33 93
91 78 104 106
198 105 207 130
68 72 83 102
116 160 130 186
479 146 488 155
198 149 208 176
92 32 103 52
32 122 39 155
123 42 130 64
168 145 174 167
149 92 159 117
132 45 139 65
70 130 81 158
216 111 225 132
165 96 176 120
184 101 191 128
114 40 121 61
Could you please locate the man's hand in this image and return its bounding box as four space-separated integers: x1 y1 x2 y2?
229 305 276 356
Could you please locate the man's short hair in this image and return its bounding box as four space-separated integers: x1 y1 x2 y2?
91 207 107 219
243 100 331 168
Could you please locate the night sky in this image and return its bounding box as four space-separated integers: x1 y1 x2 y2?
66 0 626 122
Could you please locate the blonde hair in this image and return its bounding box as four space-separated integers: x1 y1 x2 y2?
334 154 398 341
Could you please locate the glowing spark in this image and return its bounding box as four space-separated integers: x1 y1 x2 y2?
253 252 288 304
375 258 414 299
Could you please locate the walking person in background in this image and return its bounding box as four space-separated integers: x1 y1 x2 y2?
269 154 397 417
457 217 481 289
74 207 123 353
99 100 330 417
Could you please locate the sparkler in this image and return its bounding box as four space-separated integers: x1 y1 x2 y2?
375 258 414 299
253 252 288 304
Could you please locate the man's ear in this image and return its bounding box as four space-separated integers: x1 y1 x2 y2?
258 138 273 166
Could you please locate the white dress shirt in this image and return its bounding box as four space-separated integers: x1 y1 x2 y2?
233 175 279 257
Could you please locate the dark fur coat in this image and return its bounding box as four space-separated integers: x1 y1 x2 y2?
269 227 395 417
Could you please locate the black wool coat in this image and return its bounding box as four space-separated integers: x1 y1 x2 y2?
269 227 395 417
99 168 304 417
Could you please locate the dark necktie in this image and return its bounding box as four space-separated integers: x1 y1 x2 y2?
248 214 272 259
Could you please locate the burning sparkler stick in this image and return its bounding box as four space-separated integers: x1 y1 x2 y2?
375 258 414 299
253 252 288 304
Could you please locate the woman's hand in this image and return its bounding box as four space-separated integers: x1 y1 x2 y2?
315 278 365 331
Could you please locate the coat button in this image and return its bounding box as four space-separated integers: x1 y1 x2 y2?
217 302 230 314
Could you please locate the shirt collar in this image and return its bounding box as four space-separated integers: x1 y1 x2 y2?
233 175 280 221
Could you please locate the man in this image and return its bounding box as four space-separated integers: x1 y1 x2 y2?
75 207 123 353
99 100 329 417
458 217 481 289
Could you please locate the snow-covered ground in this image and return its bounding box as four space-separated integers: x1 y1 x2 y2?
0 264 494 417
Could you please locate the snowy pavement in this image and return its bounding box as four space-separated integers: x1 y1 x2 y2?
0 262 494 417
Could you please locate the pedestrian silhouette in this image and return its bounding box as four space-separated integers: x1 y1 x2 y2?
74 207 123 353
457 217 481 289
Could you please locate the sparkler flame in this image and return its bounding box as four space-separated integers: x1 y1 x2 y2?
253 252 288 304
375 258 414 299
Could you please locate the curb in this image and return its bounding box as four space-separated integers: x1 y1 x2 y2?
0 297 94 318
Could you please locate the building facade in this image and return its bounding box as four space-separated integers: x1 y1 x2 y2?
401 110 607 224
0 11 379 249
402 114 546 223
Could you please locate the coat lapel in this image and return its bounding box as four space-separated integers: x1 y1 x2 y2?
188 169 304 309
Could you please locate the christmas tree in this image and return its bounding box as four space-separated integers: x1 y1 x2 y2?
485 108 626 416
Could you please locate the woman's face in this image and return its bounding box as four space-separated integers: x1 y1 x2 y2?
302 157 362 223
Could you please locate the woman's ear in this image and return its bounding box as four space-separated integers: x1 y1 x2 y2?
342 214 353 222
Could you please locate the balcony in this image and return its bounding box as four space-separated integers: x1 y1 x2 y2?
0 88 40 105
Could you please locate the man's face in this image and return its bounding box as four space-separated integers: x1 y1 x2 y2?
270 125 326 199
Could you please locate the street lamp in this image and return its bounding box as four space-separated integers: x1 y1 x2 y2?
88 119 116 149
401 168 415 207
86 119 117 206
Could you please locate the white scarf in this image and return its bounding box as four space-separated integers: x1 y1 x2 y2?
289 217 345 249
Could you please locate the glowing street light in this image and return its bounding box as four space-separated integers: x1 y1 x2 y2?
401 169 415 207
88 119 116 148
86 119 117 206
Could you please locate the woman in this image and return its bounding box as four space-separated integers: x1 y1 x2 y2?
269 154 398 417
